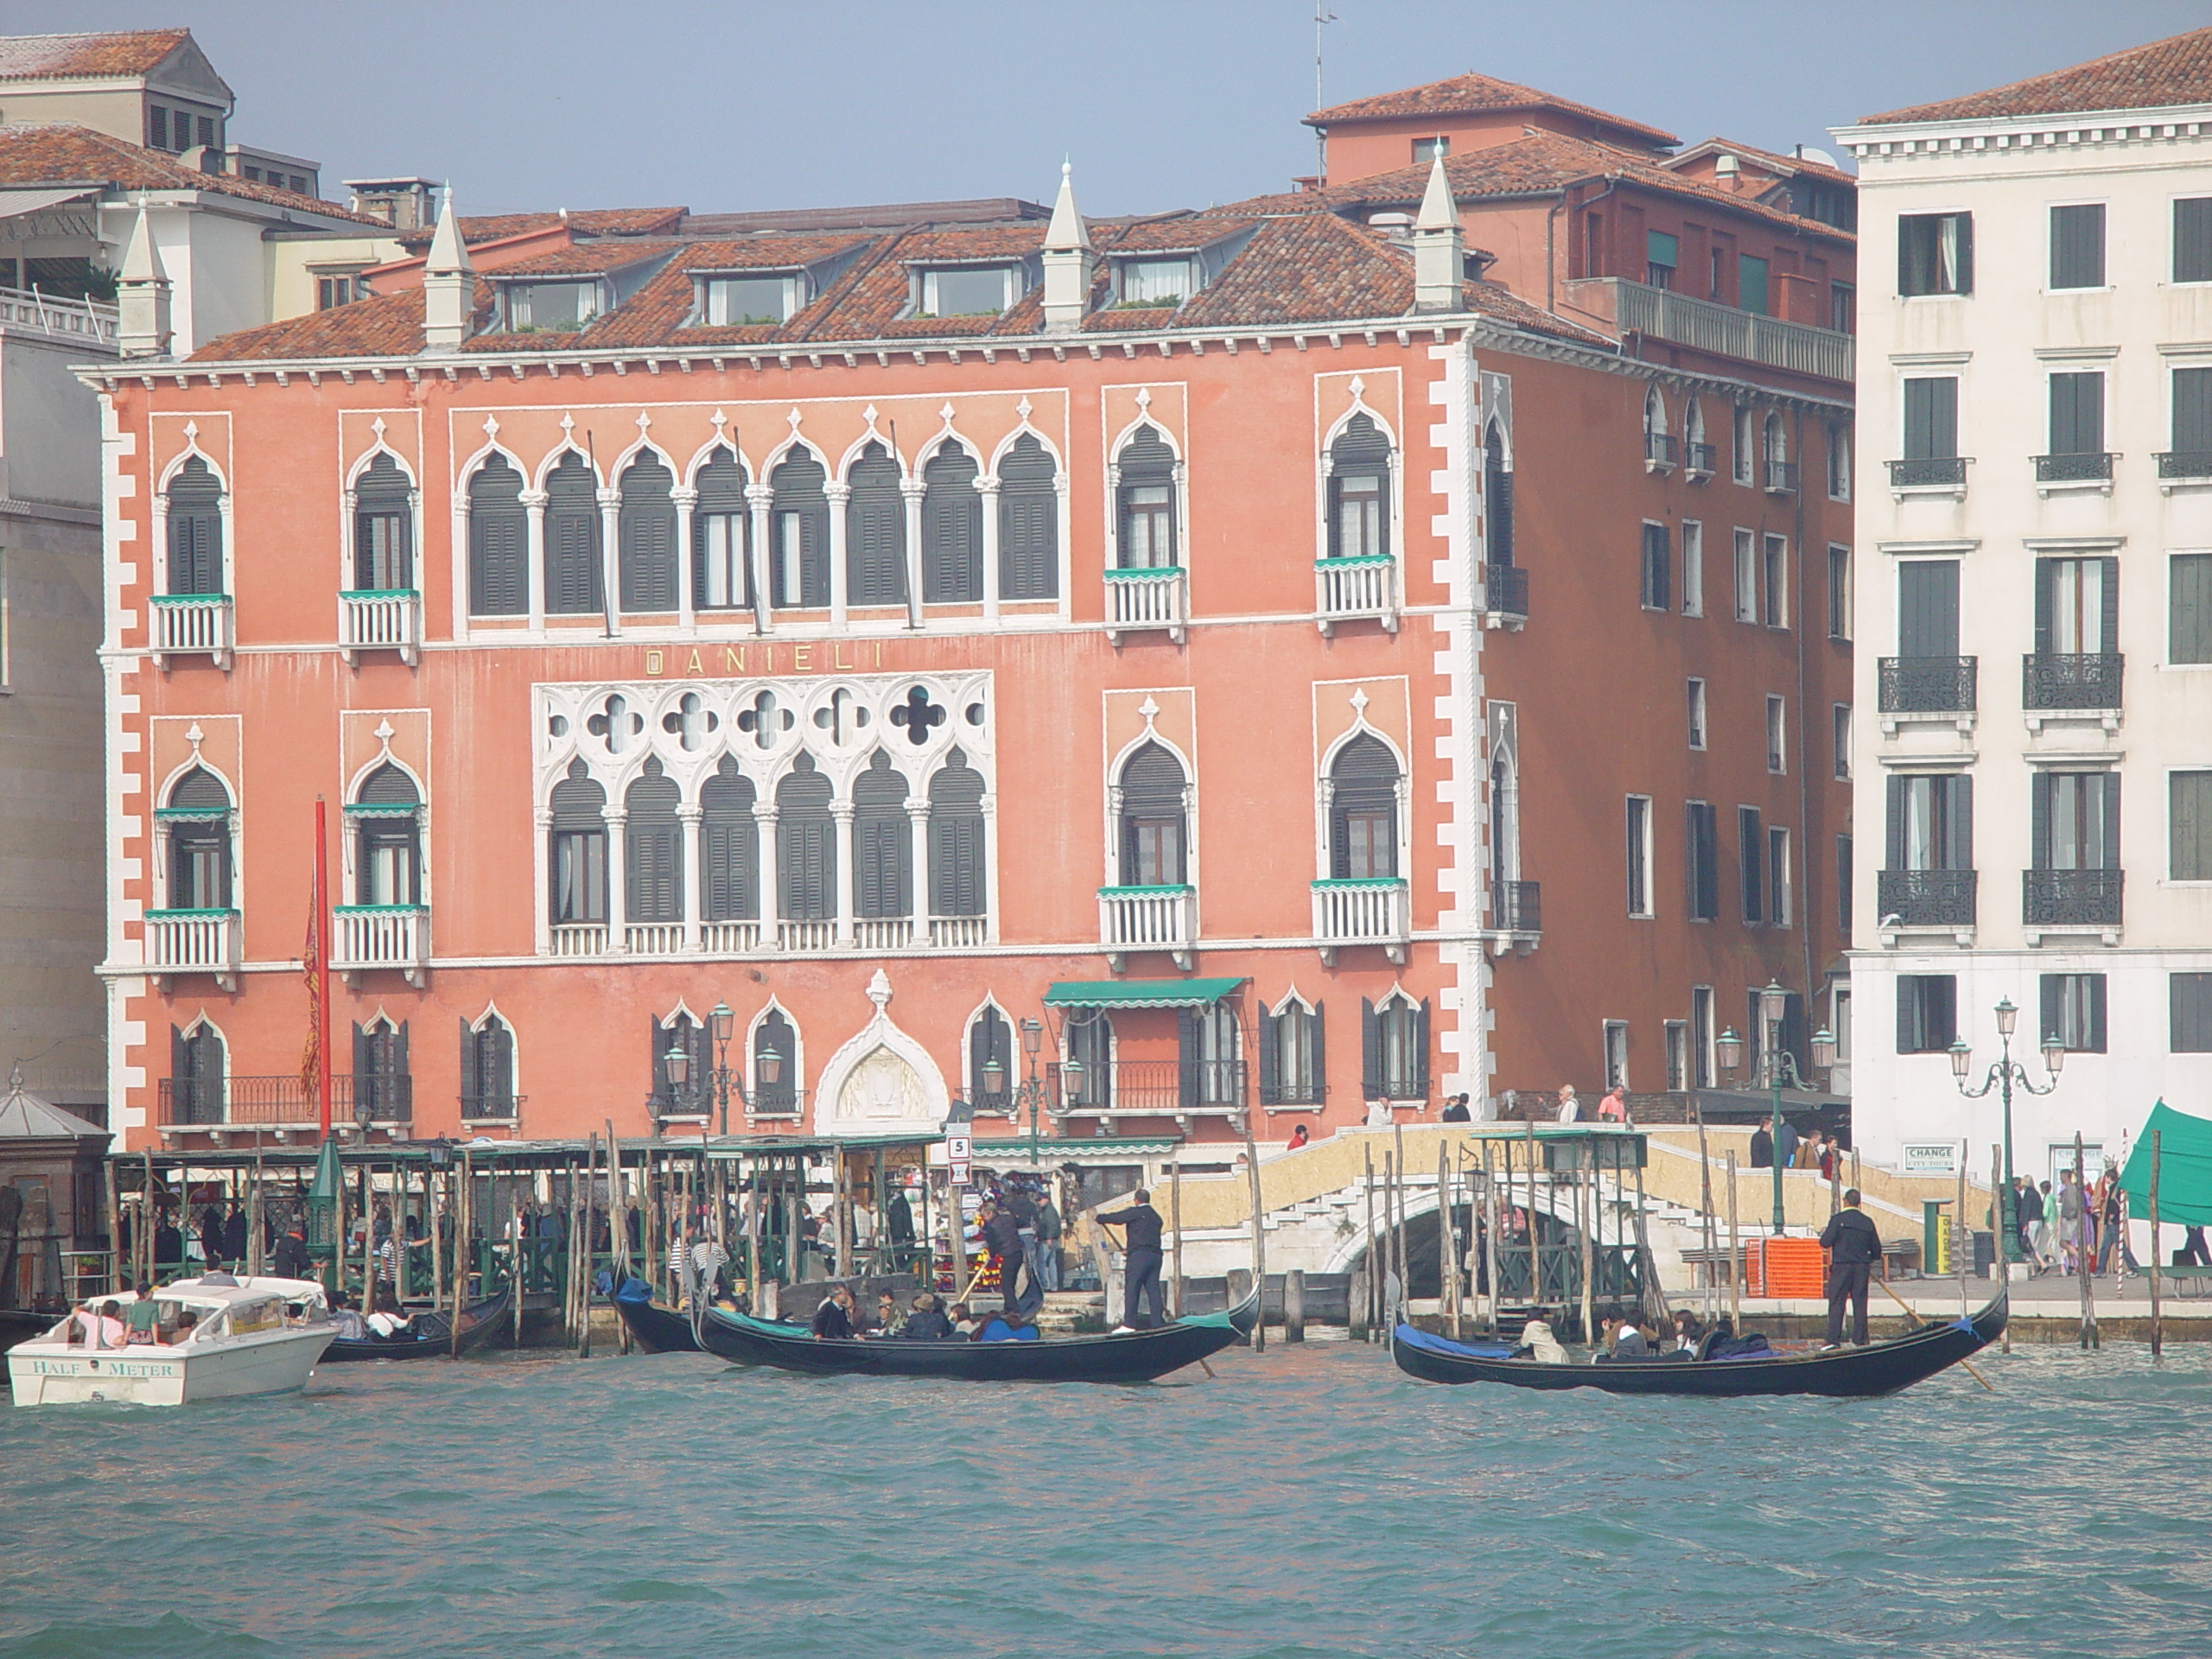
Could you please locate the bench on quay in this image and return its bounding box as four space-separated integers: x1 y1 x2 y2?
2152 1264 2212 1299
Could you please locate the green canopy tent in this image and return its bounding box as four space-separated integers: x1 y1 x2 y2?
2119 1102 2212 1228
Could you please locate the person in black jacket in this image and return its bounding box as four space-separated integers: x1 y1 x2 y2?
981 1199 1034 1318
1749 1122 1774 1170
810 1283 856 1340
270 1223 311 1281
1818 1189 1884 1346
1097 1189 1166 1330
899 1292 953 1340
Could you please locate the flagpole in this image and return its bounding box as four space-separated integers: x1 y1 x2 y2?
315 796 333 1142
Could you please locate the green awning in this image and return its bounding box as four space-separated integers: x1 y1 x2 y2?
2120 1102 2212 1228
1044 977 1243 1010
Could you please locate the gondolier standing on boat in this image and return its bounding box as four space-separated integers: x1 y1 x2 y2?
1097 1189 1167 1331
1819 1190 1883 1347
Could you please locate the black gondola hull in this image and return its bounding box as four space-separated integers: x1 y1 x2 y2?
321 1287 512 1362
614 1294 701 1354
695 1294 1256 1383
1391 1293 2007 1398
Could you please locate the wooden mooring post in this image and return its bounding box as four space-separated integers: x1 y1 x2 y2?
2075 1132 2099 1351
2149 1128 2164 1360
1992 1144 2010 1354
1169 1157 1185 1319
1285 1268 1306 1343
1726 1151 1741 1332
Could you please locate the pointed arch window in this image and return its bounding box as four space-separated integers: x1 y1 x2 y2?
1330 734 1401 880
1118 741 1187 887
776 755 836 919
467 454 527 615
1362 992 1430 1100
167 455 224 595
693 447 752 611
1684 397 1710 474
461 1013 516 1119
1484 423 1513 568
852 750 912 919
1643 387 1674 467
928 748 987 918
753 1008 798 1116
165 766 232 910
617 452 678 612
970 1005 1013 1113
353 762 420 906
1327 414 1391 561
846 440 906 606
1259 999 1325 1106
768 448 830 608
170 1022 226 1125
1179 1001 1243 1106
921 444 982 603
353 453 414 591
651 1009 709 1118
549 760 607 924
998 433 1059 601
625 757 683 923
544 452 602 614
352 1016 410 1122
700 755 758 921
1763 412 1791 492
1064 1013 1111 1109
1116 425 1178 570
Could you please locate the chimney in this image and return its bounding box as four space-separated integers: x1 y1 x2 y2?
1411 151 1463 313
422 186 474 352
1040 162 1093 334
117 207 172 358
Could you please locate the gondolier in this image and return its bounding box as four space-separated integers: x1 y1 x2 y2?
1819 1189 1883 1347
1096 1188 1166 1331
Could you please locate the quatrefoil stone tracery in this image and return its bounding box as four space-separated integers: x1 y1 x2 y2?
889 685 946 747
587 694 644 753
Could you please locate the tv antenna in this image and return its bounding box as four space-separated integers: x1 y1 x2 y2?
1314 3 1338 180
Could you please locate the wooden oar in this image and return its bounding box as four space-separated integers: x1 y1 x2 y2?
1876 1276 1994 1392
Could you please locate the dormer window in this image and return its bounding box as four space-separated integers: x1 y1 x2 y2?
505 281 602 333
1120 258 1193 307
702 273 802 326
919 265 1020 318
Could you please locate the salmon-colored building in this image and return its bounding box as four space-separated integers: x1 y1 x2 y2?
92 74 1856 1163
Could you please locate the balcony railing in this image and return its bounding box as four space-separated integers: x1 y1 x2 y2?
625 921 686 954
1313 878 1409 961
1888 456 1969 489
2036 452 2114 483
543 914 995 957
1050 1058 1246 1120
338 588 423 665
1495 880 1541 935
1878 656 1977 714
1683 441 1717 478
2157 451 2212 480
853 917 914 950
460 1092 525 1122
1483 563 1528 620
778 918 836 952
1104 566 1186 642
1644 431 1678 470
930 914 988 947
1764 460 1800 496
2024 868 2123 928
1314 555 1397 628
549 922 608 957
701 919 763 953
145 908 239 981
2023 652 2123 710
1878 868 1977 928
0 283 119 348
333 904 428 979
157 1073 412 1129
149 593 232 666
1100 884 1196 960
1578 277 1855 381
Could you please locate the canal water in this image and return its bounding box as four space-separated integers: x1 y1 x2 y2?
5 1338 2210 1658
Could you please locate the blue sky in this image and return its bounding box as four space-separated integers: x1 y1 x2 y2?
4 0 2205 216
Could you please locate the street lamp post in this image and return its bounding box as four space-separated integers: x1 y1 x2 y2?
1715 980 1837 1235
665 1004 785 1137
1949 995 2063 1266
983 1016 1053 1165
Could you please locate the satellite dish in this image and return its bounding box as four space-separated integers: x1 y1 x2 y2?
1795 146 1841 169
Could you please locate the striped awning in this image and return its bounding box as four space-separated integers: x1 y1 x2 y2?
1043 977 1243 1010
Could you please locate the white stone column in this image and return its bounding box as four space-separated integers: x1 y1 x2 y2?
906 799 931 942
531 805 554 957
597 486 623 633
745 481 774 632
672 486 698 629
678 803 703 951
900 476 926 628
976 474 1002 623
521 488 548 631
754 803 780 938
978 790 999 944
825 481 850 628
604 807 629 950
340 489 359 590
831 800 856 946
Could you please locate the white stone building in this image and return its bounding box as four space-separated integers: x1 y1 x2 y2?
1834 28 2212 1185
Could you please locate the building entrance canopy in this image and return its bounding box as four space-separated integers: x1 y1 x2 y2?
1043 977 1243 1009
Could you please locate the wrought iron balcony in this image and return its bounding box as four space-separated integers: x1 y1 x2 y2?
460 1092 526 1122
1314 554 1398 632
1049 1058 1247 1125
1878 868 1977 928
2024 868 2123 928
1887 456 1969 489
1313 878 1409 964
149 593 233 668
157 1073 412 1130
337 588 422 666
1495 879 1541 935
1104 565 1186 644
1483 563 1528 620
2023 652 2122 710
1683 441 1717 478
2035 452 2114 483
2157 451 2212 480
1878 656 1976 715
1764 461 1800 496
1644 431 1677 471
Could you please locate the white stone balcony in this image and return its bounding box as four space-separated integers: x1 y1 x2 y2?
777 918 837 952
549 922 608 957
149 594 232 669
1314 556 1398 635
338 588 423 666
700 919 763 953
624 922 686 955
852 917 914 950
1099 883 1195 970
1104 566 1186 645
145 908 239 990
1312 878 1409 965
333 904 429 985
930 914 988 947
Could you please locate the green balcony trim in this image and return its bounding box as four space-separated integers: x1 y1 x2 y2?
152 806 231 821
145 907 238 920
1311 877 1408 891
149 592 232 605
339 588 422 601
1313 555 1395 570
341 802 419 817
1097 884 1196 898
334 904 429 916
1103 566 1185 581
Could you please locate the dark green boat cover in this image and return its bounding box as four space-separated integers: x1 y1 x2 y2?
2120 1102 2212 1227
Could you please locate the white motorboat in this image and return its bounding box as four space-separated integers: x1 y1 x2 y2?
7 1275 336 1407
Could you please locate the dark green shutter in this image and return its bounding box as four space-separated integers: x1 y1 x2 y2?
1258 1009 1281 1104
2174 367 2212 454
1897 561 1960 658
2040 976 2063 1047
2101 772 2120 869
1360 998 1381 1097
998 434 1059 601
922 447 982 602
1896 980 1916 1054
701 760 757 922
469 459 527 615
2174 555 2212 664
2034 560 2055 655
2098 558 2119 655
1177 1008 1201 1109
1310 1002 1326 1104
846 443 906 606
1412 1001 1431 1097
545 456 601 614
617 456 678 611
2031 773 2050 868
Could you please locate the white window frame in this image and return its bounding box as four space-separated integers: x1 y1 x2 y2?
1687 677 1707 751
1664 1020 1689 1091
1733 528 1758 623
1119 257 1197 307
1766 695 1787 775
701 272 803 326
1625 794 1655 919
1763 533 1789 629
1602 1020 1630 1090
920 265 1018 318
2044 197 2112 296
1732 406 1756 484
1769 826 1793 927
1827 543 1852 640
1681 519 1704 616
1690 985 1715 1088
1827 423 1852 501
1833 703 1852 780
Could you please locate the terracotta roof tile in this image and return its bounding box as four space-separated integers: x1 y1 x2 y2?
1306 70 1676 149
1863 27 2212 124
397 207 688 250
0 122 381 223
479 238 687 278
1668 137 1856 186
0 29 190 79
191 283 493 362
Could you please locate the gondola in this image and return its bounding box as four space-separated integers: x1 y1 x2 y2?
1391 1291 2007 1398
694 1290 1259 1383
613 1282 700 1354
320 1287 512 1363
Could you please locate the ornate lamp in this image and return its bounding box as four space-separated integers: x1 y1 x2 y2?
1715 1027 1745 1074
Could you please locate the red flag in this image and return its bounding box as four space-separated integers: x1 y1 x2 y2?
301 842 321 1103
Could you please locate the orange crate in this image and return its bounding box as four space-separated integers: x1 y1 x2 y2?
1749 1237 1826 1298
